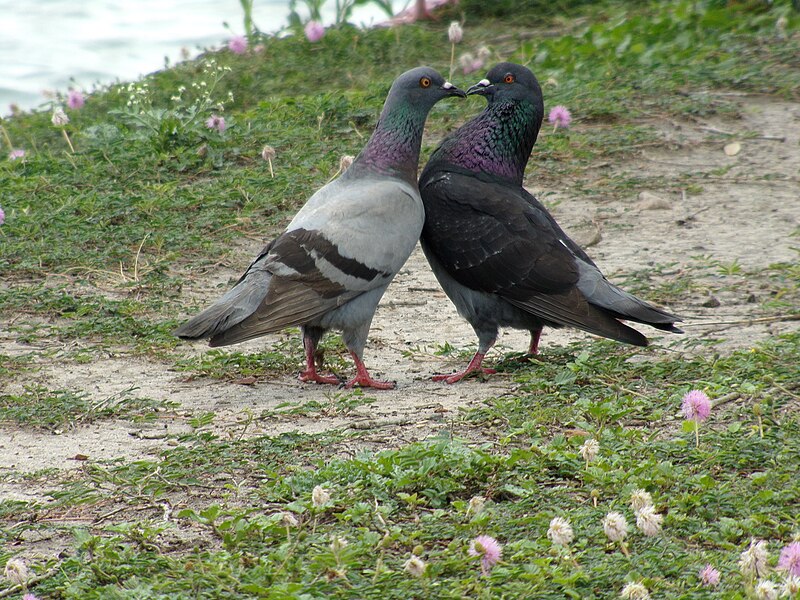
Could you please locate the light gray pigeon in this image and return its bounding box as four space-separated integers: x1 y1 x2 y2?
175 67 464 389
419 63 681 383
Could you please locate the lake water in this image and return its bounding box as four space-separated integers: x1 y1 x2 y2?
0 0 390 115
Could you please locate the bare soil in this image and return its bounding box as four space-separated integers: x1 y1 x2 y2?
2 95 799 497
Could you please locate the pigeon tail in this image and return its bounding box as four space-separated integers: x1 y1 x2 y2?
505 291 650 347
575 261 683 334
173 269 272 341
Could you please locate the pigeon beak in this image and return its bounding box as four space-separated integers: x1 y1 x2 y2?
467 78 494 97
442 81 467 98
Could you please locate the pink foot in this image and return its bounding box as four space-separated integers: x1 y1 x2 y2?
433 352 496 384
433 367 497 384
299 332 340 384
299 369 341 385
346 352 395 390
345 374 395 390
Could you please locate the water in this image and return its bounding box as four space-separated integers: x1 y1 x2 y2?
0 0 390 116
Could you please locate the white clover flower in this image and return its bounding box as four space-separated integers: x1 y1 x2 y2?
459 53 475 71
468 495 486 516
3 557 29 586
261 145 277 162
603 511 628 542
580 438 600 464
630 489 654 513
403 556 426 577
741 539 770 580
781 575 800 597
339 155 355 171
311 485 330 508
621 581 650 599
329 536 348 553
547 516 574 547
280 512 299 527
755 579 778 600
448 22 463 44
51 107 69 126
635 505 663 537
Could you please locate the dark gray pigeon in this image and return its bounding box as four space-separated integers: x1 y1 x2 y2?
419 62 681 383
175 67 465 389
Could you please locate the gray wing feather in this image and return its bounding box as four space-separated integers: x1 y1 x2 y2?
174 268 272 340
208 277 360 347
176 175 424 347
575 261 682 330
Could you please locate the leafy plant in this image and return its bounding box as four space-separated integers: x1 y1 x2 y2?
108 59 233 151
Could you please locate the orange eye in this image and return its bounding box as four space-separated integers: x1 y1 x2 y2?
419 77 432 88
504 74 515 84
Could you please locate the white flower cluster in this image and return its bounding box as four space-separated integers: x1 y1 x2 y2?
629 488 663 537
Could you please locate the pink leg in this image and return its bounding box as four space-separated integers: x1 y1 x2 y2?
345 352 395 390
298 336 340 385
528 329 542 355
433 351 497 384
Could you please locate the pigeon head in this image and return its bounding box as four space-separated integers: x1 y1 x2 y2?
467 62 542 106
422 62 543 185
352 67 465 183
390 66 467 108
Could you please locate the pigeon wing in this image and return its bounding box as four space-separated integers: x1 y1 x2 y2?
420 170 650 345
421 170 580 297
210 177 423 346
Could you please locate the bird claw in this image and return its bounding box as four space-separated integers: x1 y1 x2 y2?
433 367 497 384
344 375 396 390
298 370 341 385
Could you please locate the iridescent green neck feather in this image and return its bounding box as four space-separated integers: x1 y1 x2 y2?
428 98 542 185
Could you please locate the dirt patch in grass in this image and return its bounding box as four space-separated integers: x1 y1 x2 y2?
2 96 798 488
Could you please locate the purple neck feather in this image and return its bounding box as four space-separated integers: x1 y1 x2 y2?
435 100 540 185
351 110 425 184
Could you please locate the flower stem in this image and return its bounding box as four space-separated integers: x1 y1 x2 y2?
0 123 14 150
694 421 699 448
61 128 75 153
449 43 455 80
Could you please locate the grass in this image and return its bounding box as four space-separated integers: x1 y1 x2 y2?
0 386 178 430
1 0 800 597
2 337 798 598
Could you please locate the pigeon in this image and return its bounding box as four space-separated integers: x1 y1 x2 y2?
419 62 682 383
175 67 465 389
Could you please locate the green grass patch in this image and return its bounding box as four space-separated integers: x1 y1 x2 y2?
0 385 179 430
264 388 378 419
2 335 797 597
0 285 180 353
